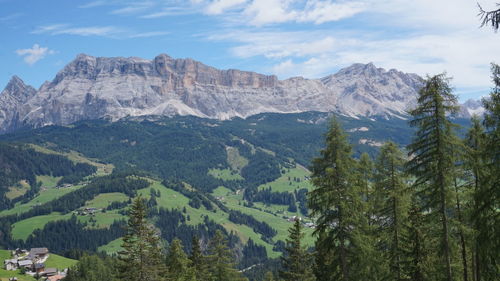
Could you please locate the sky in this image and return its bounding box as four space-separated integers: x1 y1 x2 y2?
1 0 499 101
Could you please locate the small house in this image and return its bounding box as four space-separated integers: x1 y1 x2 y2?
4 259 18 271
27 248 49 261
41 268 58 277
34 263 45 273
18 259 33 270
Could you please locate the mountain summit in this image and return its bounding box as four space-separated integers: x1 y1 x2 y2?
0 53 475 134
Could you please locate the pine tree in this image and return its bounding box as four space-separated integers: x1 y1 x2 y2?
189 235 211 281
402 200 427 281
406 74 460 281
373 141 409 281
118 196 166 281
279 219 315 281
473 63 500 280
464 116 487 281
207 230 247 281
358 153 375 225
308 117 366 281
165 238 196 281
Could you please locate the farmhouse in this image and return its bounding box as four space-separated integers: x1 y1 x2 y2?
4 259 18 271
27 248 49 261
18 259 33 269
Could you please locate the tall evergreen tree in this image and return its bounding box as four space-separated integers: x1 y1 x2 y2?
373 141 409 281
406 73 460 281
358 153 375 225
118 196 166 281
165 238 196 281
279 219 315 281
207 230 247 281
189 235 211 281
474 63 500 280
308 117 366 281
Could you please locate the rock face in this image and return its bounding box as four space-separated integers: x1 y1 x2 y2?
459 99 486 118
0 53 478 134
0 76 37 133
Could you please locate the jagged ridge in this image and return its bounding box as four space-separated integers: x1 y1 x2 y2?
0 53 479 134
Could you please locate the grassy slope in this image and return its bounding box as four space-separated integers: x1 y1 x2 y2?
5 180 30 200
0 185 83 217
258 164 312 192
28 144 114 176
36 175 62 188
208 168 244 181
98 238 123 255
11 213 73 241
84 192 128 209
44 253 78 270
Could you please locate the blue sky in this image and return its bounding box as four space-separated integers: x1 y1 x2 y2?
1 0 499 101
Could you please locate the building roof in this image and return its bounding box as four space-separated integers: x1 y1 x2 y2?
18 260 33 266
30 248 49 255
35 263 45 269
47 274 65 281
43 268 58 275
4 259 17 264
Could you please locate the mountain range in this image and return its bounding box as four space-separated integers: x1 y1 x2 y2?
0 53 482 134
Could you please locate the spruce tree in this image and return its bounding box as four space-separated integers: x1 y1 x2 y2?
189 235 211 281
207 230 247 281
373 141 409 281
474 63 500 280
358 152 375 225
279 219 315 281
118 196 166 281
165 238 196 281
406 74 460 281
308 117 366 281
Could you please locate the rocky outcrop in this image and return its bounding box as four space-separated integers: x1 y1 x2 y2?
0 76 36 133
0 53 478 133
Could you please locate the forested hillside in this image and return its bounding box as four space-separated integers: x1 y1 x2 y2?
0 83 494 281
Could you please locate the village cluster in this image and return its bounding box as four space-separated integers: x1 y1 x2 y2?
3 248 66 281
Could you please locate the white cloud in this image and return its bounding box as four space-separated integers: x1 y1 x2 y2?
15 44 56 65
205 0 247 15
33 24 123 37
239 0 366 26
111 1 155 15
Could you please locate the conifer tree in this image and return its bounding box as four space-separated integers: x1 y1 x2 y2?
165 238 196 281
358 153 375 225
473 63 500 280
406 74 460 281
189 235 211 281
402 200 428 281
118 196 166 281
373 141 409 281
279 219 315 281
207 230 247 281
308 117 366 281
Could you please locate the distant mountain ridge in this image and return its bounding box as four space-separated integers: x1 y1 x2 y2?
0 53 482 134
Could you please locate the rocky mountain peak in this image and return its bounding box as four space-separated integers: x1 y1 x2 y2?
1 76 36 100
